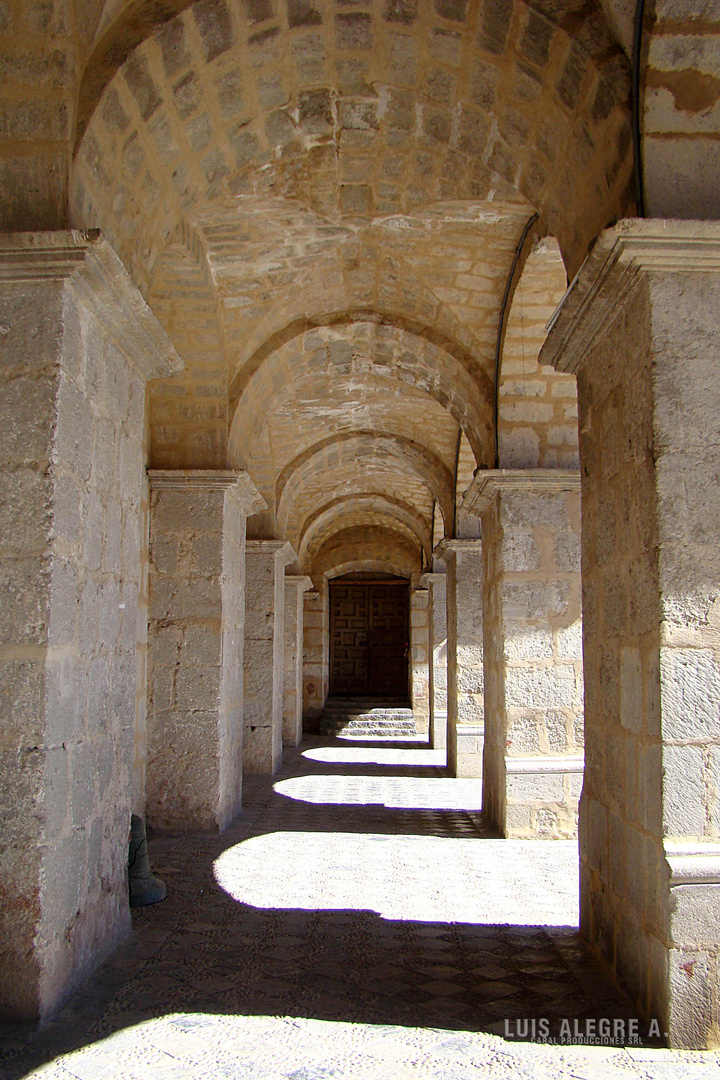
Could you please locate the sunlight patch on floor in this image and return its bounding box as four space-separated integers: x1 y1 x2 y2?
213 831 579 926
274 773 483 809
303 746 446 767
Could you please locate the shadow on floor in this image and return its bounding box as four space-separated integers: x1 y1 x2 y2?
0 738 658 1078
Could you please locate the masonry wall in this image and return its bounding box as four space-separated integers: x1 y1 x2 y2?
0 276 146 1019
426 574 448 751
481 484 583 838
410 588 430 734
444 543 484 778
575 264 720 1045
303 586 327 728
146 477 247 830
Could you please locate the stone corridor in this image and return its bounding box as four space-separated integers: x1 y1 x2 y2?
2 733 717 1080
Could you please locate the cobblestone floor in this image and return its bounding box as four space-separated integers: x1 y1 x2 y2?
2 736 719 1080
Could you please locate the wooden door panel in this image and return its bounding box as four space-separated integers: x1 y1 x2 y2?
330 580 409 699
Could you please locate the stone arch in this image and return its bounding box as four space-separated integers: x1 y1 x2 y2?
229 322 489 472
497 234 579 468
69 0 634 285
226 234 497 410
298 495 432 568
275 432 455 544
146 220 229 467
312 526 421 582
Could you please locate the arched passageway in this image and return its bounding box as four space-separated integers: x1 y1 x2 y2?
2 0 720 1059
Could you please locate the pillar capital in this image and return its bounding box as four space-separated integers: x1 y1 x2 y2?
463 468 581 516
147 469 266 516
419 571 446 589
0 229 183 381
285 574 313 593
541 219 720 377
246 539 297 567
433 538 482 564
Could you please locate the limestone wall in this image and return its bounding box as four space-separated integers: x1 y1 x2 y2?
423 573 448 751
244 540 294 775
440 541 484 778
0 232 179 1021
146 472 257 830
410 588 429 733
499 238 579 470
473 476 583 838
302 588 326 727
284 576 312 747
541 221 720 1048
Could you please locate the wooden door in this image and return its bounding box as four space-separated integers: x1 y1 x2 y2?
329 580 409 698
368 584 409 698
329 584 369 695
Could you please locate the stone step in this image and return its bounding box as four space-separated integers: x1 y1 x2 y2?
318 700 418 736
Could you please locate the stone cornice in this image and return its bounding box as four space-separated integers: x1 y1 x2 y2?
463 469 581 516
433 538 482 563
246 539 297 566
540 219 720 376
285 575 313 593
0 230 183 380
147 469 266 516
419 572 446 588
665 842 720 887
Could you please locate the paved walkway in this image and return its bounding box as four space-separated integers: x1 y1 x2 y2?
2 737 719 1079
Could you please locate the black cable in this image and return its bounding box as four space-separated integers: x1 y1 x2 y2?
632 0 647 217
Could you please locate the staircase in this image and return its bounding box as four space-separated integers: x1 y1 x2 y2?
318 697 417 738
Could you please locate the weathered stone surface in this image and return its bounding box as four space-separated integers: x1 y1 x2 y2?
542 220 720 1050
146 471 263 831
465 471 583 839
421 572 447 750
435 540 484 778
284 575 313 748
0 231 179 1022
244 540 296 776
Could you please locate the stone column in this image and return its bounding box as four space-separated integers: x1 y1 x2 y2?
435 540 484 778
410 586 430 734
244 540 296 775
283 575 313 748
421 573 448 750
303 586 327 729
0 231 180 1021
146 471 264 831
541 220 720 1049
464 470 584 839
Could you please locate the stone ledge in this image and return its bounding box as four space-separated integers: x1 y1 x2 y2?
665 842 720 886
505 755 584 774
463 469 581 516
434 538 482 561
246 539 297 566
147 469 266 515
540 219 720 376
286 575 313 592
0 229 183 380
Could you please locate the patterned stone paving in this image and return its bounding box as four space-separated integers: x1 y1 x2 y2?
1 737 719 1080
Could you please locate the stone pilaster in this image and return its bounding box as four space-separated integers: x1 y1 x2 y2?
146 471 264 831
244 540 296 775
434 539 484 778
410 586 430 734
283 575 313 748
302 587 327 729
0 231 181 1021
541 219 720 1049
420 573 448 750
464 469 584 839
